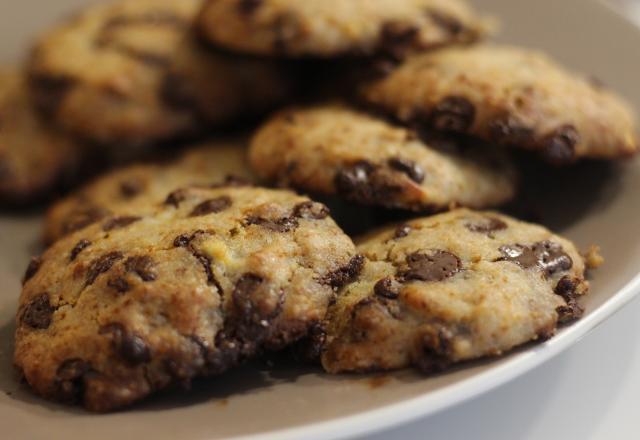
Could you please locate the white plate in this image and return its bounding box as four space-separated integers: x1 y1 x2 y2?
2 0 640 439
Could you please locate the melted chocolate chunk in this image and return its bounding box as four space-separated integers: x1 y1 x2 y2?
100 323 151 365
489 115 534 145
29 74 76 116
164 188 191 207
427 10 464 36
323 255 365 289
62 206 111 236
334 161 402 205
402 250 461 282
465 217 508 234
56 359 89 403
119 179 143 198
394 224 412 239
292 201 330 220
388 158 425 183
238 0 263 14
86 251 124 286
107 277 130 293
211 175 252 188
21 294 54 329
554 275 584 323
379 21 419 59
232 274 283 339
23 256 42 284
430 96 475 132
374 277 401 299
69 239 91 262
543 125 579 164
498 241 573 276
102 216 141 232
173 231 222 293
125 255 157 282
189 196 232 217
414 325 454 373
245 215 299 232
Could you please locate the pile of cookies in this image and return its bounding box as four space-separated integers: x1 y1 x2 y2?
6 0 634 412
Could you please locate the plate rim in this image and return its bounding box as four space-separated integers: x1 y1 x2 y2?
237 271 640 440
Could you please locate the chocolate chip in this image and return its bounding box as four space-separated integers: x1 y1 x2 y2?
232 274 284 339
119 179 143 198
379 21 419 59
238 0 262 14
334 161 402 205
498 241 573 276
100 323 151 365
107 277 130 293
543 125 579 164
427 10 464 36
189 196 232 217
173 233 193 248
489 115 534 145
402 251 461 282
23 256 42 284
554 275 578 301
56 359 89 403
292 201 330 220
173 231 222 292
323 255 365 289
245 216 299 233
394 224 412 239
102 216 141 232
86 251 124 286
414 325 454 373
164 188 191 207
62 206 111 236
388 158 425 183
29 73 76 116
465 217 508 235
125 255 157 281
211 175 252 188
430 96 475 132
21 294 54 329
69 239 91 262
374 277 401 299
553 275 584 322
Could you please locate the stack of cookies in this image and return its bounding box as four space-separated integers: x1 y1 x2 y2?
6 0 634 412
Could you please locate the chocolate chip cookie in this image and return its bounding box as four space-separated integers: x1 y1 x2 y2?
0 68 80 204
320 209 591 374
358 45 638 163
43 139 255 244
249 104 517 211
28 0 293 146
197 0 490 58
16 185 361 411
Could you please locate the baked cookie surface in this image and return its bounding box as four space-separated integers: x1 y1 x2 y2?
16 185 361 411
0 68 80 204
249 104 517 211
197 0 488 58
358 45 638 163
44 139 255 244
321 209 589 374
28 0 292 146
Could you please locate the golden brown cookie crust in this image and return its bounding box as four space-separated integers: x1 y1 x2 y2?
198 0 490 58
16 186 361 411
249 104 517 211
321 209 589 374
359 45 638 163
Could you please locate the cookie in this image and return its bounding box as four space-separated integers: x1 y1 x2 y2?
28 0 293 146
358 45 638 163
0 68 80 204
15 185 361 411
320 209 591 374
197 0 490 58
43 139 255 244
249 104 517 212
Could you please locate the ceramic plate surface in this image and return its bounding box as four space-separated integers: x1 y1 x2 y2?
1 0 640 439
